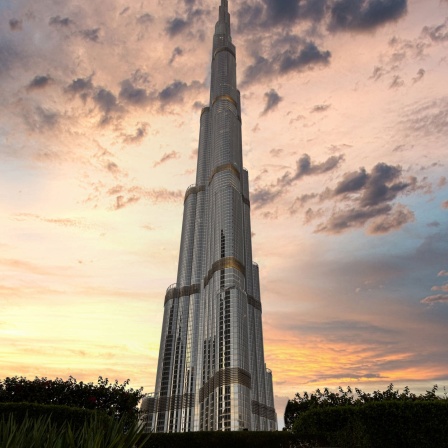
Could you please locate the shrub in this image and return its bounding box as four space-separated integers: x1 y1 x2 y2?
293 400 448 448
0 402 107 429
284 383 446 431
0 375 144 425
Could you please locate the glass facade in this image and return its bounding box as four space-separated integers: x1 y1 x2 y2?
140 0 277 432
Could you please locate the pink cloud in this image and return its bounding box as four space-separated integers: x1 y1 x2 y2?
420 294 448 305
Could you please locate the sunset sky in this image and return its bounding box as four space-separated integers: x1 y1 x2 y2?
1 0 447 428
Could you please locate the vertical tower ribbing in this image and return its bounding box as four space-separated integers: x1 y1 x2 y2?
141 0 277 432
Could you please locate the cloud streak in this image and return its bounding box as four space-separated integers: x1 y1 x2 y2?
242 41 331 85
27 75 52 90
9 18 22 31
252 153 344 209
431 284 448 292
401 97 448 138
261 89 282 115
108 185 183 210
331 163 416 207
421 294 448 305
313 163 418 234
153 151 181 167
49 16 73 27
236 0 407 31
236 0 410 88
422 18 448 42
119 80 151 106
328 0 408 32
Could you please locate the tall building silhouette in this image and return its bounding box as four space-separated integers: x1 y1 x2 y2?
141 0 277 432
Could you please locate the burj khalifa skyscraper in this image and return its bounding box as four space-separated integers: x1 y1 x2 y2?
141 0 277 432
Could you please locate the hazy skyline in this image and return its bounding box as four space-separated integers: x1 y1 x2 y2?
1 0 447 428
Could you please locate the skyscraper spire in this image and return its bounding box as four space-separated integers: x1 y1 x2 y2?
141 0 277 432
216 0 231 40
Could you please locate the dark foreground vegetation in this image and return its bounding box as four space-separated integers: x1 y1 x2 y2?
144 431 302 448
0 375 144 425
0 411 150 448
286 384 448 448
0 376 149 447
2 377 447 447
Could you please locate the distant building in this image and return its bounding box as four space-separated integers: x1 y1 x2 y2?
141 0 277 432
